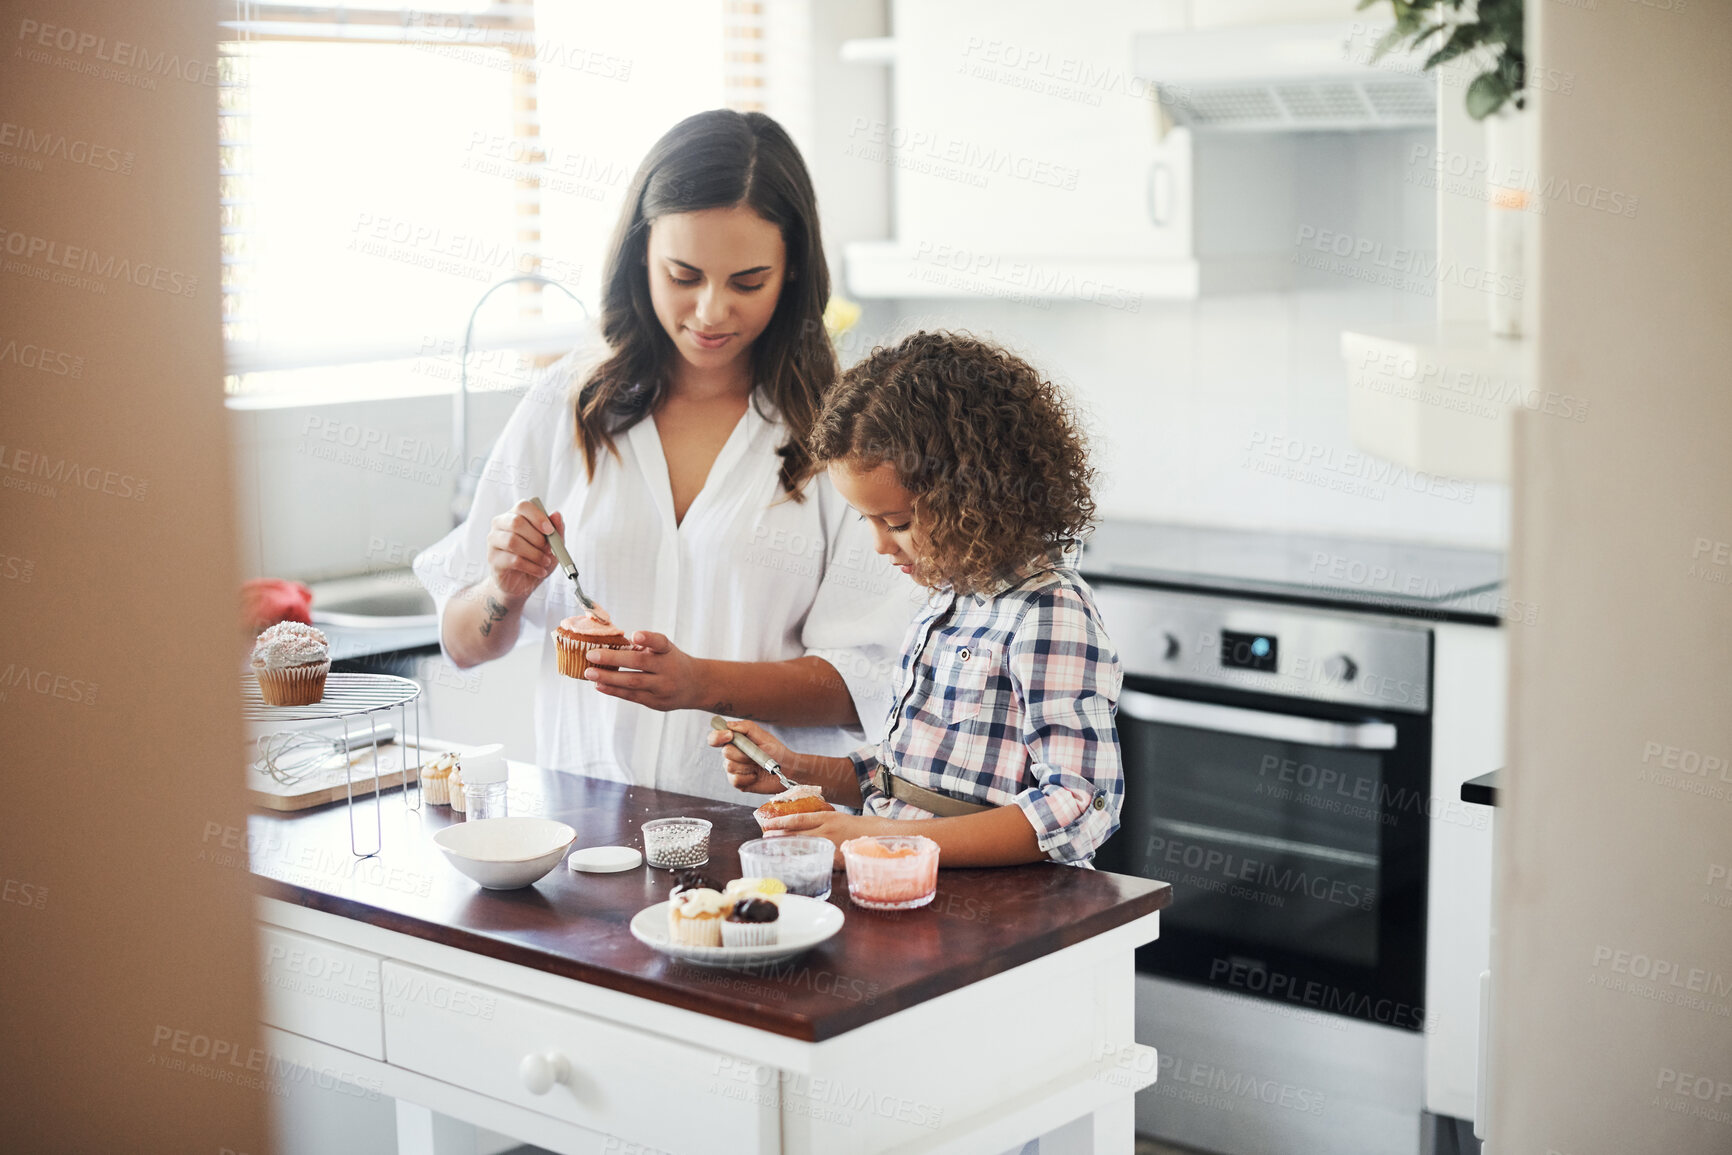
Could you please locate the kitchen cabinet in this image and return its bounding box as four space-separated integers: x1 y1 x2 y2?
250 766 1171 1154
844 0 1191 302
844 0 1427 303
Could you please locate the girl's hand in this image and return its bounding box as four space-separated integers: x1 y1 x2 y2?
484 500 564 604
705 719 796 796
584 630 705 712
761 811 902 866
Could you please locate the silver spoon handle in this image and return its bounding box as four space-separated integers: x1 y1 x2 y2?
529 497 598 612
712 717 798 791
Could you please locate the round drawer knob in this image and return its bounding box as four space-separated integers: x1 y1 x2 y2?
519 1051 571 1095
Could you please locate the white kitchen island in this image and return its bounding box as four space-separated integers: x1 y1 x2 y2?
248 766 1170 1154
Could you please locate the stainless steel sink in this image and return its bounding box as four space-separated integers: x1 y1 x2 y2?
310 570 438 629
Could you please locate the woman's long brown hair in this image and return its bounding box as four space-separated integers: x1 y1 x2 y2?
574 109 836 498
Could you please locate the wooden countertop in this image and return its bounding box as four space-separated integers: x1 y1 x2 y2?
247 766 1170 1043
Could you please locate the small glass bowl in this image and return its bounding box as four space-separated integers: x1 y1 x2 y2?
840 835 940 911
738 836 835 901
641 817 712 870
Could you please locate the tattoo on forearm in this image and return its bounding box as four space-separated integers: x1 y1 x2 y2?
479 596 509 638
708 701 736 716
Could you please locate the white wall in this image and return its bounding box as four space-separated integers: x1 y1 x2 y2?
1490 1 1732 1152
3 0 299 1147
840 283 1506 548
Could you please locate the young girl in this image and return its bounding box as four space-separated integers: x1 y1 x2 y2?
709 331 1123 867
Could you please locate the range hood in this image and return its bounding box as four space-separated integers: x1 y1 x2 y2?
1133 20 1435 132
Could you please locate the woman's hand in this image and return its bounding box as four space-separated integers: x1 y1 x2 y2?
584 630 709 711
484 500 564 605
705 719 798 796
760 811 902 867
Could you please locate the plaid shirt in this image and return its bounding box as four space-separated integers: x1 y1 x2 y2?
848 556 1124 864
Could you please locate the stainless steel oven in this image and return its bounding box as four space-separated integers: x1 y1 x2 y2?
1092 584 1435 1155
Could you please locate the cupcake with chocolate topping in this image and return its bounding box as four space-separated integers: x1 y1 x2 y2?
250 621 331 706
670 869 723 902
555 604 631 681
721 896 780 947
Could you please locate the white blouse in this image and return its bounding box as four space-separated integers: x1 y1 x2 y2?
413 366 924 803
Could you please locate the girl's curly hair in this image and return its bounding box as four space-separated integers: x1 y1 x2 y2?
806 331 1098 597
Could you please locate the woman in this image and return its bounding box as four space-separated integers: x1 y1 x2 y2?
414 110 918 799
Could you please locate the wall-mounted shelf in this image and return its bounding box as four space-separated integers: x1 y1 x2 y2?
845 240 1204 303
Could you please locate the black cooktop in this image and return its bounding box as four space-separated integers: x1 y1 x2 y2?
1078 520 1508 626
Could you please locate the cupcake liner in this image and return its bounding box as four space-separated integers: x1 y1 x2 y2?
556 631 630 680
721 919 779 948
667 911 723 947
422 775 450 806
255 660 330 707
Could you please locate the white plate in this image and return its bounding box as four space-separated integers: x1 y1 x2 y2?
630 895 844 968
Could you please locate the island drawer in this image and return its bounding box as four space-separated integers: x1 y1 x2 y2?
380 962 778 1155
257 925 385 1060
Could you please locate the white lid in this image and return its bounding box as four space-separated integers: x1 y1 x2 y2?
568 846 643 873
459 743 508 785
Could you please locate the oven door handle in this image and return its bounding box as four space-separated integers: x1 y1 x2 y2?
1119 689 1399 750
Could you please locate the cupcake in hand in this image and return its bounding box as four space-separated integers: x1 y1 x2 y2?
555 604 632 681
251 621 330 706
721 897 780 947
754 784 834 831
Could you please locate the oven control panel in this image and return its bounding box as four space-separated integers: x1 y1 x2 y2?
1092 584 1432 713
1220 629 1278 673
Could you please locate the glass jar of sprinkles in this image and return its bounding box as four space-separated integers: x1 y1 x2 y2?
641 817 712 869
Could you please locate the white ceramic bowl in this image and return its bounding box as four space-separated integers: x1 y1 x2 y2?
433 817 577 889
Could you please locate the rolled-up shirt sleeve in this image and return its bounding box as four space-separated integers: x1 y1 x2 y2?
412 368 569 657
798 481 924 743
847 741 882 803
1005 587 1124 864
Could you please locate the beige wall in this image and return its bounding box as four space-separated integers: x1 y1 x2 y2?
1494 2 1732 1152
0 2 269 1151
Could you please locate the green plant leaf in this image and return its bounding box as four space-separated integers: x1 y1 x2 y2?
1412 21 1451 49
1424 22 1484 69
1465 72 1511 119
1371 25 1410 62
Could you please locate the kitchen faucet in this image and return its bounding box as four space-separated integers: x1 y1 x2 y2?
452 273 589 526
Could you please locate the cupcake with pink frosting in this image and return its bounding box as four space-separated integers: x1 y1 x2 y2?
250 621 330 706
555 604 631 681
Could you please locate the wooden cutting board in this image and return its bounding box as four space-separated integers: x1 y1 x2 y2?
247 738 455 811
